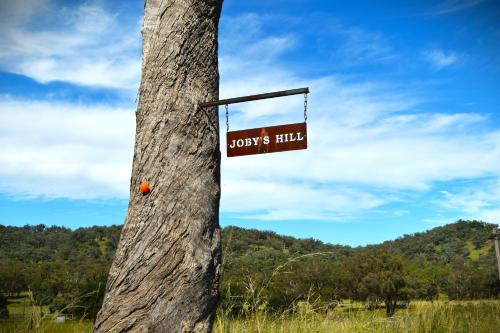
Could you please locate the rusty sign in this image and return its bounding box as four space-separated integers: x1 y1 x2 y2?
226 122 307 157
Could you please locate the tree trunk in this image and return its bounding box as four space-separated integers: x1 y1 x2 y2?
93 0 223 332
385 299 396 317
494 230 500 280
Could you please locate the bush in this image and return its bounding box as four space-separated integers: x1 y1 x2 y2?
0 293 9 318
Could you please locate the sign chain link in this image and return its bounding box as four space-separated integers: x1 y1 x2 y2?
225 104 229 132
304 93 308 122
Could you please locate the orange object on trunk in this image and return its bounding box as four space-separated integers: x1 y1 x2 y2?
139 182 150 194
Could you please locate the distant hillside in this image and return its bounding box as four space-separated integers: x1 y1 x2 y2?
378 220 496 263
0 224 122 263
0 220 496 264
221 225 354 261
0 220 498 319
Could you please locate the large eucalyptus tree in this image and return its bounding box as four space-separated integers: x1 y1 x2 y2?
94 0 223 332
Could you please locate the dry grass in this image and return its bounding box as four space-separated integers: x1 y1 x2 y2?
2 296 500 332
214 300 500 333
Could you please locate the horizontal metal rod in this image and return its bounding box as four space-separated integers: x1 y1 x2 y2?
199 87 309 108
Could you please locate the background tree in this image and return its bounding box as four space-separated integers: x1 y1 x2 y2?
0 293 8 319
347 249 413 316
0 221 499 322
93 0 224 332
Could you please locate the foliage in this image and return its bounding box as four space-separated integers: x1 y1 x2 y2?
0 220 498 321
0 225 120 321
2 300 500 333
0 293 8 319
344 249 411 316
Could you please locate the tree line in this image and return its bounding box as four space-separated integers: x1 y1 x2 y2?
0 220 498 319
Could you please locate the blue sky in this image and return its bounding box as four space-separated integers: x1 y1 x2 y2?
0 0 499 246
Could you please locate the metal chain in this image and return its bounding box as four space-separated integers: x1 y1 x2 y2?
304 93 308 122
225 104 229 132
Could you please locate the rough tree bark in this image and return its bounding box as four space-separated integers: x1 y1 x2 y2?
93 0 223 332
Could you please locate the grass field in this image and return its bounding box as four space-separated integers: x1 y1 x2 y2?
214 300 500 333
1 297 499 332
1 295 92 333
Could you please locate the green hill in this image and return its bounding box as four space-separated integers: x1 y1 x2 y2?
0 220 498 319
379 220 496 263
0 220 495 265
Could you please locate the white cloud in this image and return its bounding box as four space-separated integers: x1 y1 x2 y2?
220 107 500 195
423 49 462 69
432 0 486 15
221 180 383 221
69 4 117 33
0 2 141 89
219 69 500 192
18 57 141 89
244 36 296 59
0 98 135 199
216 14 500 220
1 10 499 224
338 27 395 65
437 180 500 223
0 0 47 25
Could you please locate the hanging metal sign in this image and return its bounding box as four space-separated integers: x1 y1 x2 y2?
227 122 307 157
200 87 310 157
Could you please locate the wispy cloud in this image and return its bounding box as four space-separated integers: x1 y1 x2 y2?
432 0 487 15
0 97 135 199
216 14 500 220
436 179 500 223
0 1 141 90
337 27 395 65
1 9 499 224
422 49 463 69
0 0 46 24
222 180 384 221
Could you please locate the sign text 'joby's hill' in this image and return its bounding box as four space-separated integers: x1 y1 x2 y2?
226 122 307 157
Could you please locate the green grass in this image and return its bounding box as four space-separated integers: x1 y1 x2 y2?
95 237 108 255
214 300 500 333
465 241 491 260
2 295 92 333
0 318 92 333
2 298 500 332
6 295 50 318
6 296 29 317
